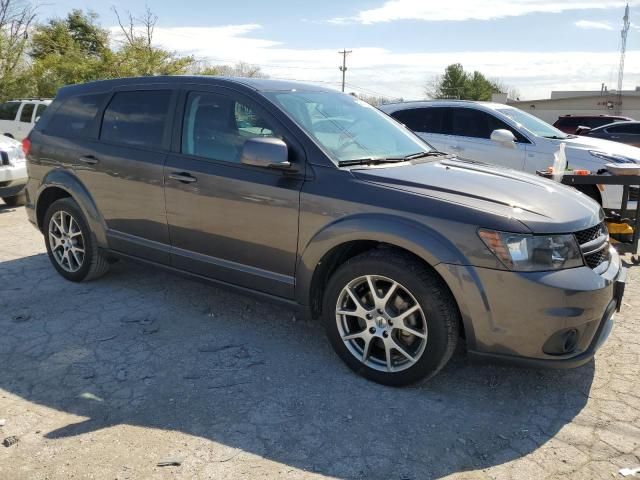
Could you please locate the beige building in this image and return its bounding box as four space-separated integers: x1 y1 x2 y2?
494 88 640 124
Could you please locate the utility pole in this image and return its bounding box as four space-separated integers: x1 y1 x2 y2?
616 3 630 114
338 49 352 92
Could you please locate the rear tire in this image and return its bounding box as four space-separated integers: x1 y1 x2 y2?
2 191 26 207
323 249 460 386
43 198 109 282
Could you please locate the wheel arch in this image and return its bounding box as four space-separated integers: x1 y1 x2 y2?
296 214 468 330
35 170 107 247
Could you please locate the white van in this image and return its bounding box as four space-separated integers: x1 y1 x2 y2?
380 100 640 210
0 99 51 140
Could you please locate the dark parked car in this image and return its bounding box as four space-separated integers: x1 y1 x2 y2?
553 114 633 134
583 121 640 147
24 77 625 385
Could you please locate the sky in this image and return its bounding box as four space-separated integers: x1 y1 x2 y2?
37 0 640 100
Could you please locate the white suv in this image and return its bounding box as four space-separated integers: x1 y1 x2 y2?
0 134 27 206
0 98 51 140
380 100 640 209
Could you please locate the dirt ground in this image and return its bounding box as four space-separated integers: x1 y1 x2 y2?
0 201 639 480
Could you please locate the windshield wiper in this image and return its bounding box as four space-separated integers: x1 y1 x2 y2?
337 157 406 167
542 135 568 140
338 151 446 167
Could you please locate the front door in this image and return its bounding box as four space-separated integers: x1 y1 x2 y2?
164 88 304 298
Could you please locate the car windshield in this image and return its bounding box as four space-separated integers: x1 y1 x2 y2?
496 108 568 139
264 90 432 163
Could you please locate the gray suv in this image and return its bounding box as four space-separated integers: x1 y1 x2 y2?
24 77 625 385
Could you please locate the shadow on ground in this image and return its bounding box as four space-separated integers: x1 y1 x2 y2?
0 253 596 479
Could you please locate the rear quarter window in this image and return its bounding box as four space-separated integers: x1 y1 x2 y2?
391 108 446 134
45 93 108 138
0 102 21 121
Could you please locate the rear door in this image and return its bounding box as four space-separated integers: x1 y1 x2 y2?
15 103 36 140
448 107 528 170
390 107 453 153
74 87 177 264
164 86 305 298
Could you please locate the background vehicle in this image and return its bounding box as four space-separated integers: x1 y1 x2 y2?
24 77 623 386
553 114 633 134
0 134 28 206
0 98 51 140
380 100 639 208
582 121 640 147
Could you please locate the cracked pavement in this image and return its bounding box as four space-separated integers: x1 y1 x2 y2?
0 201 639 479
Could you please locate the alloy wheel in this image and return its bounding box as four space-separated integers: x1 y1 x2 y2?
335 275 428 372
48 210 85 273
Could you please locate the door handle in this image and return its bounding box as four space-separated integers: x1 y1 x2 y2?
78 155 99 165
168 172 197 183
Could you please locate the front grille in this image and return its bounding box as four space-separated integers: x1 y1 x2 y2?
575 222 609 270
0 151 8 166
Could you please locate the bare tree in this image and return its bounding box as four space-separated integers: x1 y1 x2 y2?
0 0 36 99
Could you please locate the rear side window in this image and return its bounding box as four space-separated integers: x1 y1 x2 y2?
392 108 446 134
100 91 171 148
20 103 35 123
0 102 20 121
555 117 580 128
46 93 107 138
35 103 47 120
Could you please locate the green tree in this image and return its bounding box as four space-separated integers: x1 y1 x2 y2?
426 63 504 101
193 61 267 78
0 0 36 100
29 9 113 97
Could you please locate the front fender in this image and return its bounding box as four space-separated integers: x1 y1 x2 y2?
295 213 468 306
36 169 108 247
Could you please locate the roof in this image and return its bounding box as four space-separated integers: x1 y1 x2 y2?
379 99 515 113
57 75 336 97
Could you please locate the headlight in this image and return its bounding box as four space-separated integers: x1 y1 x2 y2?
478 229 583 271
5 145 25 165
589 150 638 164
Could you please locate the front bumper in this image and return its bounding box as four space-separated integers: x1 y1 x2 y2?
0 161 27 197
437 247 625 368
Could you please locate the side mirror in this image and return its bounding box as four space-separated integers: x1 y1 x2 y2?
575 126 591 136
34 116 41 123
490 129 517 149
240 137 293 170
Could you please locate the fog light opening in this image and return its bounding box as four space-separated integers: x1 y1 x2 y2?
563 329 578 354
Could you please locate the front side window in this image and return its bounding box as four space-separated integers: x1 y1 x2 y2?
608 123 640 134
20 103 35 123
498 108 567 139
35 103 48 120
46 94 107 138
0 102 21 121
265 91 431 162
182 92 278 163
101 90 171 148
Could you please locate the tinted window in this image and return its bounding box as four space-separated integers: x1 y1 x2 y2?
20 103 35 123
47 94 107 138
450 108 526 141
392 107 446 134
0 102 20 121
608 123 640 134
182 91 278 163
35 103 47 120
101 91 171 148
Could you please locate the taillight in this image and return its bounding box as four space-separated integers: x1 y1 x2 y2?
22 137 31 156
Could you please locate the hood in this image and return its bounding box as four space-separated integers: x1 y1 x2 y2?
352 157 602 233
562 135 640 161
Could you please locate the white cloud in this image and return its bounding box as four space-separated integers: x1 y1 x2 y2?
331 0 639 24
575 20 614 30
118 24 640 101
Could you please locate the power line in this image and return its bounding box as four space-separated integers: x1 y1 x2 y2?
338 49 352 92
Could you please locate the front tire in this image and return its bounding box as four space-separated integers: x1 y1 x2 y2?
43 198 109 282
2 191 26 207
323 249 460 386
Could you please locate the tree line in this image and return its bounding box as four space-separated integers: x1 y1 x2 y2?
0 1 267 101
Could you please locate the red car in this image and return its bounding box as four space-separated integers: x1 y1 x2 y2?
553 115 633 134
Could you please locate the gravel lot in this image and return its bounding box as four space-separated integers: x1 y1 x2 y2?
0 201 639 480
